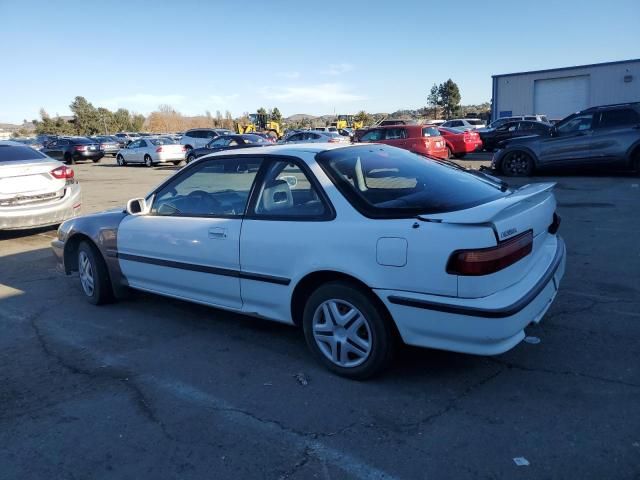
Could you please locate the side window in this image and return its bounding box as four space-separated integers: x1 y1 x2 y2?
139 140 147 148
129 140 140 148
288 133 302 142
186 130 197 138
253 160 329 219
361 129 383 141
557 113 594 134
597 109 640 129
210 137 228 147
151 158 262 217
205 130 217 139
384 128 406 140
227 139 239 146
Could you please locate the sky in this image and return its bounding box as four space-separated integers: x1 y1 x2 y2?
1 0 639 123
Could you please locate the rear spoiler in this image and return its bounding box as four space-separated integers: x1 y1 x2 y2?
417 183 556 225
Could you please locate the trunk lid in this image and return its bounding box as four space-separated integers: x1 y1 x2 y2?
0 159 64 198
420 183 558 298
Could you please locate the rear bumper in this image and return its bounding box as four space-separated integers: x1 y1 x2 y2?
156 152 186 162
0 184 82 230
376 236 566 355
461 141 483 153
73 151 104 161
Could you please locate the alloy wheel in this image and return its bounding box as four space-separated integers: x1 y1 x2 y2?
78 251 95 297
503 152 531 176
312 299 372 368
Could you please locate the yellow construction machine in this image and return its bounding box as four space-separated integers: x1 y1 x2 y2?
235 113 282 139
330 114 363 131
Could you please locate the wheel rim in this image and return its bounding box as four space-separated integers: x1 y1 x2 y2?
78 251 95 297
117 156 123 165
504 152 530 175
312 299 372 368
145 157 151 166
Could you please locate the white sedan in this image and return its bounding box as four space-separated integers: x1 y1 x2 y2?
52 143 565 378
116 137 186 167
1 141 81 230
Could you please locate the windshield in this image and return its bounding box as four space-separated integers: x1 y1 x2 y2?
0 145 48 162
317 145 506 218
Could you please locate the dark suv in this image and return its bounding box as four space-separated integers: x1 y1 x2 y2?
41 137 104 164
492 103 640 176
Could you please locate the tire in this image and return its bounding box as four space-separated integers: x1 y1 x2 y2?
186 154 196 164
501 150 534 177
64 153 75 165
77 241 113 305
446 147 452 159
631 150 640 176
92 157 101 163
302 281 395 379
172 160 182 166
144 155 153 167
116 155 126 166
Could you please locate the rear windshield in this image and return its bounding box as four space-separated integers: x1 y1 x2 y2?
150 137 176 145
243 135 267 143
73 137 93 144
422 127 441 137
467 119 484 125
0 145 48 162
317 146 505 217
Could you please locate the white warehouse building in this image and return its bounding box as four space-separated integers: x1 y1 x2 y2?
491 58 640 122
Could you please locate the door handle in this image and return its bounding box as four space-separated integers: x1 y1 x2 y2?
208 227 227 239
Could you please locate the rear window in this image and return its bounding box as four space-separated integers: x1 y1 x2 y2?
0 145 47 162
422 127 441 137
73 138 93 144
150 137 176 145
467 119 484 126
317 146 506 218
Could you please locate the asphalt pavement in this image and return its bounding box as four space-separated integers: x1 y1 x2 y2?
1 156 639 479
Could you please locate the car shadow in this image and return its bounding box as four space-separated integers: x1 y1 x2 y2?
0 225 58 240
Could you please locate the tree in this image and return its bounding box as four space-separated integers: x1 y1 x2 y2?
438 79 461 119
131 114 145 131
257 107 267 116
427 83 440 119
69 96 100 135
354 110 373 126
271 107 282 123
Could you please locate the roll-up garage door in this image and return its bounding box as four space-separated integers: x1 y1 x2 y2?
534 75 590 119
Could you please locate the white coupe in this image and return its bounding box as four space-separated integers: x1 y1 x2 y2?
52 143 565 378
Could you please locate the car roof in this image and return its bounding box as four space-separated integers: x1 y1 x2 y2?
582 102 640 112
200 142 354 159
0 140 26 147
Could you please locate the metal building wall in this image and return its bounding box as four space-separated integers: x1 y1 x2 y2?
491 60 640 121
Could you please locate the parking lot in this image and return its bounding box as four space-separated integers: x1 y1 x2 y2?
1 156 639 479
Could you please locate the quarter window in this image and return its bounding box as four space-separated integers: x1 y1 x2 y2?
597 109 640 129
152 158 262 217
253 160 327 218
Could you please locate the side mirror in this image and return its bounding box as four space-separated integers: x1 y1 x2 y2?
126 197 149 216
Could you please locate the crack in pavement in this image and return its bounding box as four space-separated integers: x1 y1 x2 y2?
26 310 175 442
487 357 640 389
278 446 312 480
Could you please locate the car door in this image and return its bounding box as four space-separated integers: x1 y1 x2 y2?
382 127 407 149
537 112 596 166
239 157 334 319
117 156 263 309
590 108 640 165
124 139 140 162
136 140 149 162
44 140 62 159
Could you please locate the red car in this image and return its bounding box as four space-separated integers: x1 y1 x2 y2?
438 127 483 158
357 125 448 158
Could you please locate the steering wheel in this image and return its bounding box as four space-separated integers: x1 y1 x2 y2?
187 190 221 214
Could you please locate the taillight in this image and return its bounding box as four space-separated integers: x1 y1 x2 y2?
156 146 164 152
73 145 87 151
328 138 340 143
423 138 431 150
447 230 533 276
51 165 74 180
